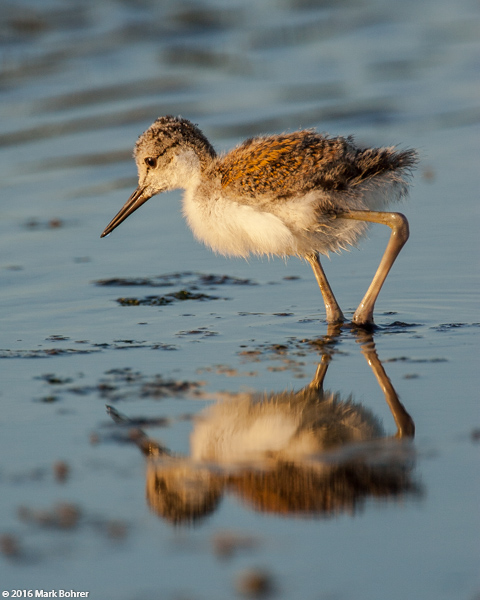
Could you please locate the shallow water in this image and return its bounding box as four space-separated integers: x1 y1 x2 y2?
1 0 479 598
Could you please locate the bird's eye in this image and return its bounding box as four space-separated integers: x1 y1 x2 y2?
144 157 157 168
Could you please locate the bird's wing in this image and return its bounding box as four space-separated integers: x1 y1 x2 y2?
216 131 358 202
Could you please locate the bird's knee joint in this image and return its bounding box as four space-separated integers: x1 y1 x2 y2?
390 212 409 241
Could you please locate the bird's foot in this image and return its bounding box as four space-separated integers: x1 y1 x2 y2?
338 320 377 332
351 320 378 332
351 304 376 328
324 305 345 325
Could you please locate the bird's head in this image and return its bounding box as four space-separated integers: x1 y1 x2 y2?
101 116 216 238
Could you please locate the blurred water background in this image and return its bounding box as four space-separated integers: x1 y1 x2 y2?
0 0 479 599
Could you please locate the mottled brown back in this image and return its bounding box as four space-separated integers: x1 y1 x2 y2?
217 131 417 199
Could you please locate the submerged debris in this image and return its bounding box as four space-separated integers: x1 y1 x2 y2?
212 530 259 560
116 290 220 306
53 460 70 483
0 348 102 359
0 534 22 558
18 502 81 530
97 367 204 402
24 218 65 230
94 271 256 288
236 568 275 598
94 271 258 306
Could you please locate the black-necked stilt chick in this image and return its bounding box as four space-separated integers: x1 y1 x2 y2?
101 116 417 325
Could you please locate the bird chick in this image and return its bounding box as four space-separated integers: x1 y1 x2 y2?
101 116 417 325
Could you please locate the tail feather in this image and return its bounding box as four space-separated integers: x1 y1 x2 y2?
352 147 418 187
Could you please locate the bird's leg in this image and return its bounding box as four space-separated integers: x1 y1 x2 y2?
337 211 409 326
306 253 344 323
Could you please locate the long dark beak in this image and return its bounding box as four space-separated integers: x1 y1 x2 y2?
100 186 154 238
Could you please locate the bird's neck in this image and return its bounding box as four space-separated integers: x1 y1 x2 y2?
172 148 206 191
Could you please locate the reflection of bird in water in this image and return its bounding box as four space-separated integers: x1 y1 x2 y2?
190 367 383 466
101 116 417 325
107 331 418 524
